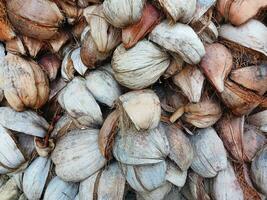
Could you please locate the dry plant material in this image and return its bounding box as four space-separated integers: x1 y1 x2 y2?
247 110 267 133
79 162 125 199
0 54 49 111
160 86 188 113
122 3 161 49
181 172 211 200
200 43 233 92
157 0 196 23
103 0 145 28
0 0 16 41
217 0 267 25
212 161 244 200
51 129 107 182
163 55 184 79
219 19 267 56
250 145 267 196
85 65 122 107
0 0 266 198
183 97 222 128
233 163 262 200
58 77 103 128
112 40 170 89
192 0 216 22
172 65 205 103
7 0 64 40
216 113 244 162
149 20 205 64
242 125 267 162
21 36 44 58
164 124 193 171
54 0 82 24
189 127 227 178
47 31 70 53
38 54 61 81
86 5 121 53
118 90 161 131
230 64 267 95
81 31 111 68
98 110 119 160
219 80 263 116
5 37 26 55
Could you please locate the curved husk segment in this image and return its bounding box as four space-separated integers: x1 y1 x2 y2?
189 127 227 178
243 125 267 162
58 77 103 128
79 162 126 200
43 176 79 200
0 0 16 41
23 157 52 200
113 125 170 165
212 161 244 200
122 3 161 49
118 90 161 131
0 107 49 137
0 178 21 200
172 65 205 103
230 64 267 95
219 80 263 116
251 145 267 195
217 0 267 25
137 182 172 200
165 161 187 188
149 20 205 64
51 129 106 182
87 5 121 53
112 40 170 89
247 110 267 133
81 31 111 68
7 0 64 40
216 113 244 162
219 20 267 56
103 0 145 28
0 125 26 174
121 161 166 192
157 0 196 23
98 109 119 159
163 124 193 171
0 54 49 111
183 97 222 128
0 1 16 41
200 43 233 92
85 65 122 107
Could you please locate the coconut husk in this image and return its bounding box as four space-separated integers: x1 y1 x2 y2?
0 0 16 41
233 163 261 200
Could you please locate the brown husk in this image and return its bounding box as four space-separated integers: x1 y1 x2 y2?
200 43 232 92
230 64 267 95
122 3 161 49
98 110 119 160
0 0 16 41
217 0 267 25
233 163 261 200
216 113 244 162
218 80 263 116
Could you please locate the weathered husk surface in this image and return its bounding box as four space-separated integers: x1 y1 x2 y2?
7 0 64 40
0 54 49 111
250 145 267 195
113 125 170 165
51 129 107 182
190 128 228 178
149 20 205 64
112 40 170 89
